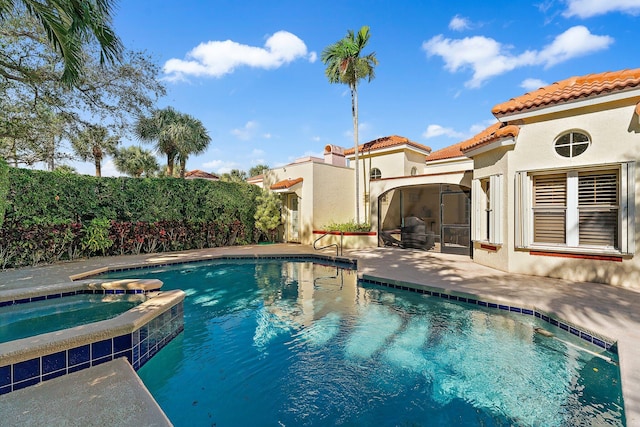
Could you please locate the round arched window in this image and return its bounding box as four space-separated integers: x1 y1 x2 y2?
410 166 418 176
370 168 382 180
554 131 590 158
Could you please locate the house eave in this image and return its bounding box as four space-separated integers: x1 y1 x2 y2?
463 137 516 157
494 88 640 121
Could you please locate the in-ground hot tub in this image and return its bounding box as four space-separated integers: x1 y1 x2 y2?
0 278 184 394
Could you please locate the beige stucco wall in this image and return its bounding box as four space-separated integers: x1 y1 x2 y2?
265 160 355 245
471 98 640 289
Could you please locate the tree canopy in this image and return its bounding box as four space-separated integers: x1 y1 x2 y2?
0 0 123 86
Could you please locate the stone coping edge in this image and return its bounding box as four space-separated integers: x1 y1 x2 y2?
71 253 359 280
0 289 185 367
0 278 163 304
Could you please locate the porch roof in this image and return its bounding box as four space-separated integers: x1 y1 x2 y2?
270 177 303 191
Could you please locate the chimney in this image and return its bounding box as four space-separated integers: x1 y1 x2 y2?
324 144 346 167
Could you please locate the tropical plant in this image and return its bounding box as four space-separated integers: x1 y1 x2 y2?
248 164 269 178
135 107 211 178
53 165 77 174
81 217 113 255
0 0 123 86
254 189 282 242
220 169 247 183
0 157 8 228
321 26 378 224
174 114 211 178
70 125 120 177
112 145 159 177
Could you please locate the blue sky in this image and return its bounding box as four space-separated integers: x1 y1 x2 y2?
81 0 640 176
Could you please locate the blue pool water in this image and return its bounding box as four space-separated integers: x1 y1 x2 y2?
103 259 624 426
0 294 145 344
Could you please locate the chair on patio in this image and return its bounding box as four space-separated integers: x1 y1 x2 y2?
401 216 435 251
380 230 403 247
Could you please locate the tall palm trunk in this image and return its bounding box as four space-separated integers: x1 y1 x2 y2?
93 146 102 177
351 83 360 224
167 153 174 176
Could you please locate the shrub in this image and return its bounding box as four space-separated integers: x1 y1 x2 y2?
322 220 371 233
0 168 262 268
0 158 7 228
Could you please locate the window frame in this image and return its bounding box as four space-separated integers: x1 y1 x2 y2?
515 162 635 256
554 130 591 158
370 167 382 180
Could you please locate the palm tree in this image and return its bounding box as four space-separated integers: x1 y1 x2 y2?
112 145 159 177
135 107 181 176
174 114 211 178
135 107 211 178
0 0 123 86
321 26 378 224
70 125 119 177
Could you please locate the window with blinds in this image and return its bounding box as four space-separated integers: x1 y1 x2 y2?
533 174 566 244
578 171 618 247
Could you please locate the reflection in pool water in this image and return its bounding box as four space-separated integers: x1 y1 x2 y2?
103 259 624 426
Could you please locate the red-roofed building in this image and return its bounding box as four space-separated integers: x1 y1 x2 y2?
184 170 220 181
256 68 640 288
457 68 640 288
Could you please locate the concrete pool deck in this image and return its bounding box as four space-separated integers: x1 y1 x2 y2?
0 243 638 426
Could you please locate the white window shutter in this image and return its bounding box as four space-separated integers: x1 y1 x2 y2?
514 171 530 248
621 161 636 254
471 179 482 241
489 174 503 244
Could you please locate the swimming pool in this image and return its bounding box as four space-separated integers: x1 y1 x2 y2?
103 258 624 426
0 294 146 343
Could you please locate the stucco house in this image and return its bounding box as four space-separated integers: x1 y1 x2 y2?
257 68 640 289
462 69 639 289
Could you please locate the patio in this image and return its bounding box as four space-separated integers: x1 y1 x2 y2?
0 244 638 426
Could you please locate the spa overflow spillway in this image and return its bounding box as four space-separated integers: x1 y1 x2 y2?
101 258 624 426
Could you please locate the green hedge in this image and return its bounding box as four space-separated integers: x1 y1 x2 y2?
0 168 262 268
0 158 7 228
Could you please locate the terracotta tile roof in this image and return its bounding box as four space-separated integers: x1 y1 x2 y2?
425 141 467 162
270 177 303 191
343 135 431 156
492 68 640 117
459 122 520 153
247 174 264 182
185 169 219 180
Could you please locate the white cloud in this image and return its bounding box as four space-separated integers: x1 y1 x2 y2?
251 148 265 157
563 0 640 18
536 26 613 67
201 159 239 174
231 121 258 141
449 15 471 31
520 78 549 91
100 159 120 177
423 124 465 139
164 31 314 81
424 120 497 141
423 26 612 87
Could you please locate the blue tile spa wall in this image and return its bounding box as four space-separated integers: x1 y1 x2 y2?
0 301 183 395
